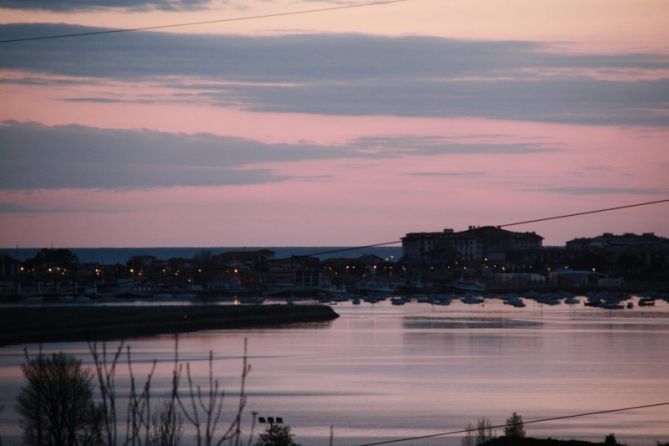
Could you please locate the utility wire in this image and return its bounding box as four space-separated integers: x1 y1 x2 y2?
294 198 669 259
356 401 669 446
292 241 402 259
0 0 409 44
498 198 669 228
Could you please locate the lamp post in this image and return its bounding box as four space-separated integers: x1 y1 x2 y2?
256 415 284 444
257 415 283 425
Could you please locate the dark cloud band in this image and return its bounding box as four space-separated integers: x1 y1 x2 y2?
1 24 668 125
0 0 210 12
0 121 554 190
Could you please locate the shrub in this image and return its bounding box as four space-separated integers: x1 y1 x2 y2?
149 401 182 446
462 423 476 446
476 418 495 446
462 418 495 446
17 351 102 446
504 412 526 438
254 424 299 446
605 434 618 446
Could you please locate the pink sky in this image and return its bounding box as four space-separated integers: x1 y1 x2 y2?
1 0 668 247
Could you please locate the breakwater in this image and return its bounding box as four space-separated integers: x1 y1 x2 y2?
0 304 339 346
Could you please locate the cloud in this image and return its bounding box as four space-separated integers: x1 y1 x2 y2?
529 186 668 196
582 165 615 172
0 202 123 213
0 0 210 12
348 135 558 156
404 171 484 177
0 121 315 189
0 75 88 86
226 77 669 125
0 121 556 190
62 96 159 104
0 25 542 79
4 26 669 125
1 25 669 124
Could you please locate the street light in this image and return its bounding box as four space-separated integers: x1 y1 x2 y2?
256 415 285 443
257 416 284 425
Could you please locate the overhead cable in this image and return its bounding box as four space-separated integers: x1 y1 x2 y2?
497 198 669 228
0 0 409 44
297 198 669 258
356 401 669 446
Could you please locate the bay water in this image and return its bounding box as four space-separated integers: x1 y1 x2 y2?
1 298 668 446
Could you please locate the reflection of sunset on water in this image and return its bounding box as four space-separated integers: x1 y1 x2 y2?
1 300 668 445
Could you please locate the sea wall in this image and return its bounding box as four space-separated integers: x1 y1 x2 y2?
0 304 339 346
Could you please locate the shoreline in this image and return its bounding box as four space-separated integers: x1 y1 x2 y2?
0 304 339 347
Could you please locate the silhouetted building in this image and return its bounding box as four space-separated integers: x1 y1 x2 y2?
0 253 20 279
402 226 543 265
267 256 324 290
460 226 543 261
401 226 543 287
493 272 547 286
549 270 605 287
565 232 669 279
567 232 668 251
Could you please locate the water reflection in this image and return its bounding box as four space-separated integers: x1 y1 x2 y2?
404 316 543 330
0 301 668 446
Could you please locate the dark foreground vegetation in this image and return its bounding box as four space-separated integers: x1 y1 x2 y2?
6 339 302 446
483 437 628 446
0 304 339 346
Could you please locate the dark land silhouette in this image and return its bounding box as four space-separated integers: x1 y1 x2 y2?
0 305 339 346
483 437 629 446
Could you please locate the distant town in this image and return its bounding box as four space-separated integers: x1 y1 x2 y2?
1 227 668 305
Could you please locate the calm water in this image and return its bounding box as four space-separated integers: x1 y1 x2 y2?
1 299 668 446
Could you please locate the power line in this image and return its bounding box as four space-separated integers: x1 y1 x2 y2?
356 401 669 446
293 241 401 259
295 198 669 259
498 198 669 228
0 0 409 44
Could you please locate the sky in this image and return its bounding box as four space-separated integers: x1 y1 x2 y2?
1 0 668 248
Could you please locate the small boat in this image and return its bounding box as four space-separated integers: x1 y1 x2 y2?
461 295 484 305
363 297 380 304
585 298 602 307
504 297 526 308
434 295 453 306
638 298 656 306
535 294 561 305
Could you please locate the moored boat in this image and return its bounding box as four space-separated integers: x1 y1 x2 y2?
504 297 526 308
461 295 484 305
